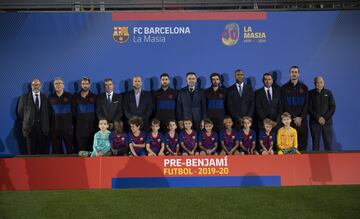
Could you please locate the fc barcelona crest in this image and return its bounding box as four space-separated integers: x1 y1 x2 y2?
113 26 129 44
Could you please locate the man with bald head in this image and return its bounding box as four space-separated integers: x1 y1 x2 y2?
123 75 153 130
308 76 336 151
17 79 50 154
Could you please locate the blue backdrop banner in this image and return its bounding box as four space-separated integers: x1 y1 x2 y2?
0 11 359 154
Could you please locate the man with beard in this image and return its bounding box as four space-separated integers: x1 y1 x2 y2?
205 72 226 132
123 75 153 131
96 78 123 130
153 73 177 131
226 69 254 130
177 72 207 131
48 77 75 154
72 76 97 152
281 66 309 151
17 79 50 154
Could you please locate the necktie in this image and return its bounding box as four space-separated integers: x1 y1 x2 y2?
35 94 40 110
266 89 272 104
107 94 111 105
238 85 243 97
135 92 140 108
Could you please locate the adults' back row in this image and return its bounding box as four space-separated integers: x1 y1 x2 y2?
17 66 335 154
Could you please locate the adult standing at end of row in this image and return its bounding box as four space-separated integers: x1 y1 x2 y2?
308 76 336 151
17 79 49 154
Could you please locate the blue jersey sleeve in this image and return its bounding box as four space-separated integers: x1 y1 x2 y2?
219 130 225 141
259 130 265 141
145 132 152 144
214 131 219 143
251 129 257 142
108 132 114 145
238 130 243 141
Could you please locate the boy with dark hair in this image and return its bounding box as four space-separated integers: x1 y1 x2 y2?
128 116 147 156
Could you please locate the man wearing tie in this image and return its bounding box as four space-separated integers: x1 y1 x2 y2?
123 75 153 131
17 79 50 154
226 69 254 130
177 72 207 131
96 78 123 130
255 73 282 131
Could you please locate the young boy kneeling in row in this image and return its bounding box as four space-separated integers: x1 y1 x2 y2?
179 118 198 155
146 118 165 156
277 112 301 155
219 116 240 155
258 118 275 155
239 116 257 155
163 120 180 155
128 116 147 156
109 120 129 156
198 118 218 155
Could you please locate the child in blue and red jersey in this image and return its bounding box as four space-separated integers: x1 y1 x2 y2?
163 120 180 155
219 116 240 155
258 118 275 155
179 118 198 155
239 116 257 155
128 116 147 156
198 118 218 155
146 118 165 156
109 120 129 156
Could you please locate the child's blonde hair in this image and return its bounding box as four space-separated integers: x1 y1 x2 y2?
281 112 292 120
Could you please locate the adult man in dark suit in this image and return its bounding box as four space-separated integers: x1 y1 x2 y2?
123 75 153 131
17 79 49 154
177 72 207 131
226 69 254 130
96 78 123 129
255 73 282 131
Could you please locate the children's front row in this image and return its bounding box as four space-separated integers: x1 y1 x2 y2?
86 112 300 157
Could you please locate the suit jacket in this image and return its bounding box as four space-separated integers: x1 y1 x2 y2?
96 92 123 123
17 92 49 137
123 89 153 123
226 83 254 120
176 86 207 123
255 86 282 124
